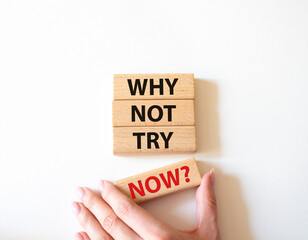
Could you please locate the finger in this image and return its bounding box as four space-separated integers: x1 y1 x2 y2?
100 180 176 240
74 231 91 240
72 202 112 240
195 169 220 237
79 231 91 240
76 187 141 240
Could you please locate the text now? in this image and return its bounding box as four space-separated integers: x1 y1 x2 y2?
128 166 190 199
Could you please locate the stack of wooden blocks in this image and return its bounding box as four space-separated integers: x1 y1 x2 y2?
113 73 196 154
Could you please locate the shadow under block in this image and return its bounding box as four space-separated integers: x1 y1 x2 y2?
113 73 194 100
113 100 195 127
114 158 201 203
113 126 196 154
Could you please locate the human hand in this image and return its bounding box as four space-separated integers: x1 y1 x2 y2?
72 169 220 240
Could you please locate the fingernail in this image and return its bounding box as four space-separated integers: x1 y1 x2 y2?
74 232 84 240
71 202 81 216
99 180 104 192
76 187 85 200
210 168 215 186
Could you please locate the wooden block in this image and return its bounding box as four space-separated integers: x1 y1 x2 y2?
113 100 195 127
114 158 201 203
113 126 196 154
114 73 194 100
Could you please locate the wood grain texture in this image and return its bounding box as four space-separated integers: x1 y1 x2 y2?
114 73 194 100
113 100 195 127
114 158 201 203
113 126 196 154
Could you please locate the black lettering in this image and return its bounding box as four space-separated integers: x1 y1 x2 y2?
147 132 159 149
132 105 145 122
160 132 173 148
127 79 148 95
163 105 176 121
165 78 178 95
148 105 163 122
150 78 163 95
132 132 145 149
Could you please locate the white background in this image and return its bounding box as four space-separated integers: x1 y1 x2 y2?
0 1 307 239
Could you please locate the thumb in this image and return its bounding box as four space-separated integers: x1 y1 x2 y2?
195 169 219 237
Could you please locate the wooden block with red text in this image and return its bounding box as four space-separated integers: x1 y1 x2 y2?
114 158 201 203
113 126 196 154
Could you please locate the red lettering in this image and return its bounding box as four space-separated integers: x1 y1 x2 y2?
128 180 145 199
128 169 182 200
145 176 161 193
159 168 180 188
